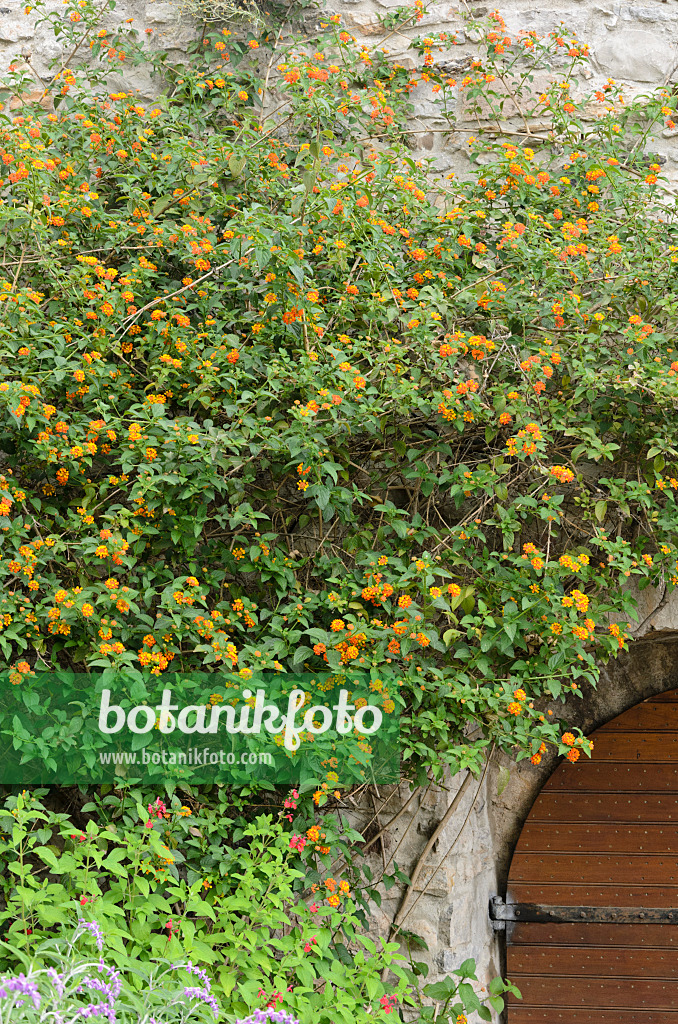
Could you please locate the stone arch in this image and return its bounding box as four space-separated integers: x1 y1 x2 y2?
492 630 678 899
488 629 678 1020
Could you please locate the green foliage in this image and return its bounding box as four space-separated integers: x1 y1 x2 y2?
1 0 677 790
0 788 419 1023
408 957 519 1023
0 669 402 790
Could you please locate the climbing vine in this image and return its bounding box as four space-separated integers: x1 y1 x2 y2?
0 0 677 788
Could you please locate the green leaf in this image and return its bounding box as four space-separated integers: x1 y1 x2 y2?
228 154 246 176
455 959 478 980
315 485 331 510
34 846 59 870
424 978 457 1001
292 646 313 666
152 195 173 216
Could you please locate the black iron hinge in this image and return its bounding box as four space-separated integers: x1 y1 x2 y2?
489 895 678 930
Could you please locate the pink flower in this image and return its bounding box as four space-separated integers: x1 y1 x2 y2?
148 797 168 819
309 903 319 913
144 819 153 829
304 943 311 952
289 835 306 852
80 896 89 905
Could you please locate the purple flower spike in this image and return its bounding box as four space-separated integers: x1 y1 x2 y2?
0 973 41 1010
184 984 220 1019
235 1007 301 1024
77 918 105 952
47 967 66 998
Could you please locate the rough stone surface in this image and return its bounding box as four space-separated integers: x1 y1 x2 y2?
0 14 35 43
594 29 675 81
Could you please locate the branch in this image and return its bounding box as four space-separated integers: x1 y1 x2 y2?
387 770 474 939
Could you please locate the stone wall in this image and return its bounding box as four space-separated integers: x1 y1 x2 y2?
3 0 678 180
4 0 678 1016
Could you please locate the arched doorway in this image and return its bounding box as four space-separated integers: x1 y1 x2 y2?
502 687 678 1023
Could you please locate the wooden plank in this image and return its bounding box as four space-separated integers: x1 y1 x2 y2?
581 732 678 760
508 1009 678 1023
543 762 678 793
527 792 678 822
510 921 678 947
506 975 678 1009
508 882 678 906
596 703 678 731
510 853 678 885
514 822 678 854
508 945 678 977
507 691 678 1024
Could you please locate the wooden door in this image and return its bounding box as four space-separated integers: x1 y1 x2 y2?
505 689 678 1023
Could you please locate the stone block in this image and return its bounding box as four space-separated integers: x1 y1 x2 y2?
593 29 674 82
153 25 198 48
403 908 442 951
417 2 459 29
341 11 385 35
412 861 454 896
9 87 53 110
0 14 34 42
145 2 178 22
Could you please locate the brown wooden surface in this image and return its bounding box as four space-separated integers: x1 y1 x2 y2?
507 976 678 1009
508 1011 678 1023
543 762 678 792
508 945 678 977
510 853 678 884
510 921 678 947
507 690 678 1022
596 703 678 730
526 792 678 821
508 882 678 906
578 731 678 759
515 822 678 853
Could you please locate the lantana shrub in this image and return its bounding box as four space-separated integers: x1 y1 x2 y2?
1 1 678 782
